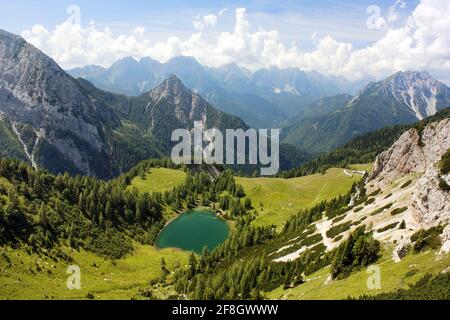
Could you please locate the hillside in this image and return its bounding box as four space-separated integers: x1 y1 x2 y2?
1 30 271 178
282 72 450 153
236 168 362 229
279 107 450 178
0 98 448 301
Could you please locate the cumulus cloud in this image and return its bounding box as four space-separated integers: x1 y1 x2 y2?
20 0 450 83
193 14 218 30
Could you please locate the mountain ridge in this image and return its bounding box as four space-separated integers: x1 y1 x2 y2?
282 71 450 153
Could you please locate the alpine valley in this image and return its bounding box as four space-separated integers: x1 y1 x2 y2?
0 28 449 301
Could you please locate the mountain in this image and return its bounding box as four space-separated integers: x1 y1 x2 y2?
2 30 278 178
282 71 450 153
69 56 366 127
0 29 123 178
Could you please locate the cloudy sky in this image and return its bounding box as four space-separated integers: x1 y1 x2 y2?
1 0 449 83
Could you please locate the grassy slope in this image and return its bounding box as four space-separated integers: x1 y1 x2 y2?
0 168 190 300
268 249 450 300
350 163 373 172
128 168 187 193
0 244 189 300
237 168 361 229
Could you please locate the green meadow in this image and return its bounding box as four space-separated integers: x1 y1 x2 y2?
0 244 189 300
128 168 187 193
236 168 362 229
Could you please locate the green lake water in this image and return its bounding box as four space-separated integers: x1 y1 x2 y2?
155 209 230 254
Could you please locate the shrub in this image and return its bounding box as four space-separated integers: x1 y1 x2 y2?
301 233 322 247
439 149 450 175
365 198 375 205
391 207 408 216
400 180 412 188
326 221 352 238
333 215 346 223
353 206 364 213
376 222 399 233
438 178 450 191
370 203 393 216
411 225 444 252
368 189 381 197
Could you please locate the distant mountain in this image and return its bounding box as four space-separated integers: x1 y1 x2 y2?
282 71 450 153
0 30 309 177
69 56 366 127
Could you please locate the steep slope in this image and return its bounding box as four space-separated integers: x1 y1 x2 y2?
275 117 450 265
283 71 450 153
0 29 123 178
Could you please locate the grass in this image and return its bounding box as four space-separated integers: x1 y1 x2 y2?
267 249 450 300
350 163 373 172
0 244 189 300
128 168 186 194
236 168 361 230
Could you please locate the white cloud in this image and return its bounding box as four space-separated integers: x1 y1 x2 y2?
20 0 450 84
134 26 146 37
193 14 218 31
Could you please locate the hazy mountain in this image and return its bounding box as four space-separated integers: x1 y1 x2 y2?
69 56 367 127
282 71 450 153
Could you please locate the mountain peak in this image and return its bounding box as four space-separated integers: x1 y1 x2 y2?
149 75 190 102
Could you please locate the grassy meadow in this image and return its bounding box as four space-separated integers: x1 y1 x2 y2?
128 167 187 193
268 249 450 300
236 168 362 229
0 244 189 300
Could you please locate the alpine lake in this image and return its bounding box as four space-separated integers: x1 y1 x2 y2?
155 209 230 254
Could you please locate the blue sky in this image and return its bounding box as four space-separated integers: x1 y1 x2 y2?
3 0 447 84
1 0 417 49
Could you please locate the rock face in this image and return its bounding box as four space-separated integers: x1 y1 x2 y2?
370 118 450 252
0 29 120 178
393 239 410 262
381 71 450 120
148 75 209 127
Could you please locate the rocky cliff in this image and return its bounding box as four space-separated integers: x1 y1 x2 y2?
0 29 121 178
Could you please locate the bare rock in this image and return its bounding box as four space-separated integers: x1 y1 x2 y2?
392 240 410 262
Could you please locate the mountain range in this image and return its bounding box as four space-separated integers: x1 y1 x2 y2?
0 29 308 178
69 55 450 156
282 71 450 153
0 30 250 178
69 56 369 128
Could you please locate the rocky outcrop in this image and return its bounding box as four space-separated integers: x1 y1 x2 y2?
393 239 410 262
0 29 120 178
370 129 426 185
370 118 450 253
